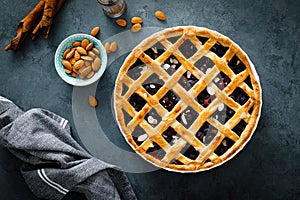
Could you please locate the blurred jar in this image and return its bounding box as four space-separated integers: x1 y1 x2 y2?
97 0 126 18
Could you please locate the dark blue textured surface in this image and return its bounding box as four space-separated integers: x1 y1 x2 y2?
0 0 299 199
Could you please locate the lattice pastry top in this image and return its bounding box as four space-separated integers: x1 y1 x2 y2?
114 26 262 172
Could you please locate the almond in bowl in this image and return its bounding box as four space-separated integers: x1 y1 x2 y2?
54 33 107 86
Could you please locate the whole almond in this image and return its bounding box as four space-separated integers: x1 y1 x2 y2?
86 71 95 79
131 16 143 24
65 69 72 74
92 57 101 71
92 47 100 55
79 74 85 79
110 41 118 52
86 42 94 51
69 58 76 65
72 41 81 47
80 65 92 76
85 61 91 67
81 39 90 49
62 60 72 70
155 10 166 21
66 49 75 59
74 50 81 60
116 19 127 27
76 47 87 55
88 51 96 58
88 95 98 107
131 23 142 32
71 72 77 78
104 42 111 54
63 48 71 59
81 56 94 61
73 59 84 70
90 26 100 36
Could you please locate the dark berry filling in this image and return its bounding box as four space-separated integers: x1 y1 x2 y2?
229 87 249 105
212 105 235 124
194 56 215 73
196 36 209 45
232 120 247 136
159 90 180 112
178 71 199 91
132 126 147 146
228 55 246 74
248 105 254 115
168 36 181 44
146 142 166 160
214 138 234 156
161 55 181 75
214 72 231 90
179 39 197 58
144 109 161 128
129 93 146 112
145 42 166 59
210 42 229 57
195 122 218 145
197 88 216 108
162 127 178 144
127 58 147 80
176 107 198 128
142 74 164 95
122 109 132 126
170 159 184 165
181 145 200 160
244 75 253 89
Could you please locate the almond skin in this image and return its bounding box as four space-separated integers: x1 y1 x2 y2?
63 48 71 59
131 23 142 32
131 16 143 24
76 47 87 55
116 19 127 27
62 60 73 71
110 41 118 52
73 59 84 70
81 39 90 49
72 41 81 47
90 26 100 36
92 57 101 71
86 42 94 51
66 49 75 59
88 95 98 107
155 10 166 21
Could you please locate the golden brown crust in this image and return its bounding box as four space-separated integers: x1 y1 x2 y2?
114 26 262 173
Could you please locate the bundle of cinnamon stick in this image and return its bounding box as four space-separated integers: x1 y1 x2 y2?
4 0 66 51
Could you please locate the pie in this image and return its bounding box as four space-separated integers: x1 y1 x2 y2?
114 26 262 172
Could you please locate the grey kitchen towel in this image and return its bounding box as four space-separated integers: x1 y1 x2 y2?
0 96 137 200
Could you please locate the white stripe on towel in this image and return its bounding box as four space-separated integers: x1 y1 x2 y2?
37 169 69 195
62 119 68 129
0 96 12 103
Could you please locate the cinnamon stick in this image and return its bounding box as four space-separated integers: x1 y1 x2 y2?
4 0 45 51
32 0 66 40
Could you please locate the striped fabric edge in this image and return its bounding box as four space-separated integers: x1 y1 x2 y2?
59 118 68 129
37 168 69 195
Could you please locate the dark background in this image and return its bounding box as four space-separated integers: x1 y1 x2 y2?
0 0 299 199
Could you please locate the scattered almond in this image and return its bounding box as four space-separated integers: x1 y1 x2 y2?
116 19 127 27
155 10 166 21
88 95 98 107
131 16 143 24
110 41 118 52
131 23 142 32
90 26 100 36
104 42 111 54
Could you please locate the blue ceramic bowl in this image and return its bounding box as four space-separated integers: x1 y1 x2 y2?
54 33 107 86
